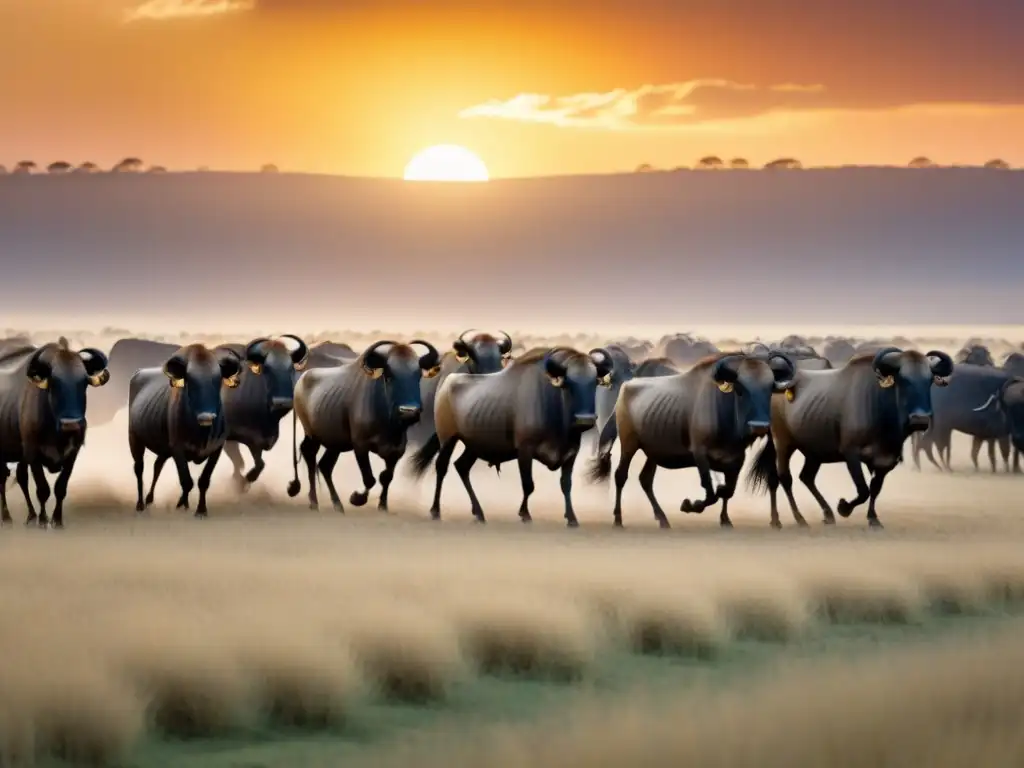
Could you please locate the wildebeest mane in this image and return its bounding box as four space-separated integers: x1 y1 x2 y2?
513 346 590 367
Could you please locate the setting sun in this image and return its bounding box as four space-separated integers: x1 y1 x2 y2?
403 145 490 182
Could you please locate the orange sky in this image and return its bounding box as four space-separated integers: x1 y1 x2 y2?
4 0 1024 178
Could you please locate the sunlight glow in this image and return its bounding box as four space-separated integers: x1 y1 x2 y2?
403 145 490 182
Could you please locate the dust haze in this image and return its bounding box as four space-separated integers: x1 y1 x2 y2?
3 323 1024 766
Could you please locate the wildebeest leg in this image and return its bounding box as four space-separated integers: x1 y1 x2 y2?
145 456 168 508
349 449 377 507
130 432 147 512
377 454 400 512
939 434 953 471
997 435 1010 473
429 439 459 520
245 448 266 485
969 436 982 471
29 462 51 527
864 467 891 529
516 452 535 523
454 449 485 522
910 434 921 471
224 440 247 489
717 462 744 528
559 454 580 528
299 436 321 510
796 459 827 526
318 448 344 512
1014 448 1021 474
918 436 943 472
637 457 669 528
836 456 871 518
50 449 81 528
0 464 11 526
172 456 194 510
612 439 640 528
680 451 717 513
194 448 222 518
17 462 37 525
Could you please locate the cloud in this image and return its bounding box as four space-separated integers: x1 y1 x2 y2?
123 0 255 22
459 81 835 130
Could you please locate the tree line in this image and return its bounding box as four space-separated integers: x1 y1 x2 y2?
635 157 1014 172
0 159 281 175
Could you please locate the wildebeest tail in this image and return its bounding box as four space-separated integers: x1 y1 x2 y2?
408 433 440 479
745 435 778 495
585 416 620 484
286 409 301 497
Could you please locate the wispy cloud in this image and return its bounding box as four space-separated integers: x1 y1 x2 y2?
459 80 830 130
123 0 255 23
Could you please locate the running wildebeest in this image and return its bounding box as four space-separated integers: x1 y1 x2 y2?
288 339 442 512
746 347 954 529
587 351 796 528
961 373 1024 474
406 329 513 450
408 346 614 526
128 344 243 517
217 335 309 489
0 338 110 528
911 363 1015 473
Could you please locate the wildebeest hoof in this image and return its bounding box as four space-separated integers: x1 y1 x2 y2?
657 518 670 529
519 512 532 523
37 516 49 528
24 514 37 526
770 519 782 529
680 499 694 513
429 508 441 520
135 501 145 513
286 480 301 498
566 518 579 528
868 518 884 529
472 513 486 524
50 520 64 530
0 517 12 528
333 502 345 513
720 519 733 528
377 501 388 513
796 519 810 528
175 499 189 510
836 499 853 518
308 502 319 511
349 491 369 507
194 510 207 519
244 467 262 484
822 516 836 525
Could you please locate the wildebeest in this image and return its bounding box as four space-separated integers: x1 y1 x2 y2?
991 378 1024 469
747 347 954 529
594 353 678 454
661 334 719 367
822 337 857 368
305 341 358 369
217 335 309 489
0 338 110 527
408 346 614 526
956 343 995 367
128 344 243 517
587 351 796 528
1003 352 1024 378
406 329 512 450
748 341 831 371
288 339 442 512
911 363 1015 473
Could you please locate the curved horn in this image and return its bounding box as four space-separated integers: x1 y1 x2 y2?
871 346 903 377
925 349 954 379
79 347 110 386
361 340 396 378
457 328 478 347
278 334 309 369
25 346 51 389
496 330 513 356
973 393 998 412
244 337 271 364
410 339 441 371
767 351 797 390
711 354 744 383
589 347 614 382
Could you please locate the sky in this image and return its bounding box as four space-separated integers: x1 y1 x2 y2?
4 0 1024 178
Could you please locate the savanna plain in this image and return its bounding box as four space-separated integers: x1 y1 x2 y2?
4 326 1024 768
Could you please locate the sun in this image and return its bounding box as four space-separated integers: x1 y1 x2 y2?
403 144 489 182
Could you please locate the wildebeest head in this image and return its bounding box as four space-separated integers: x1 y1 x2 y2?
955 344 994 367
163 344 243 428
361 339 442 423
25 337 110 433
542 347 614 430
711 352 796 437
1002 352 1024 378
871 347 954 432
452 329 513 374
242 334 309 413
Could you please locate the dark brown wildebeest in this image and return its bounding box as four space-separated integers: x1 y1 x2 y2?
288 339 442 512
408 346 614 527
406 329 513 450
128 344 243 517
587 351 796 528
0 338 110 527
746 347 954 529
216 335 309 489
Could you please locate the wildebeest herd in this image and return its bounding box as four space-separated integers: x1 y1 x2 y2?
0 331 1021 529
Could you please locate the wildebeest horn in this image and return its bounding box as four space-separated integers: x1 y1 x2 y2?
26 347 51 387
497 330 513 356
78 347 110 387
453 329 477 362
278 334 309 369
244 337 271 364
973 393 998 412
163 354 188 386
711 354 744 383
542 349 568 381
767 351 797 390
362 340 397 375
218 348 243 386
410 339 441 371
871 346 903 377
588 347 614 379
925 349 954 379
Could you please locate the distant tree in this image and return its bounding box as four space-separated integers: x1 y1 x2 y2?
908 156 934 168
634 163 655 173
13 161 37 175
984 158 1011 170
75 162 100 174
147 165 167 174
47 161 73 174
698 155 724 169
729 158 749 169
112 157 144 173
260 163 280 173
764 157 802 170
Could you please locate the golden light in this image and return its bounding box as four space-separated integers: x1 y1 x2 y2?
403 144 490 182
